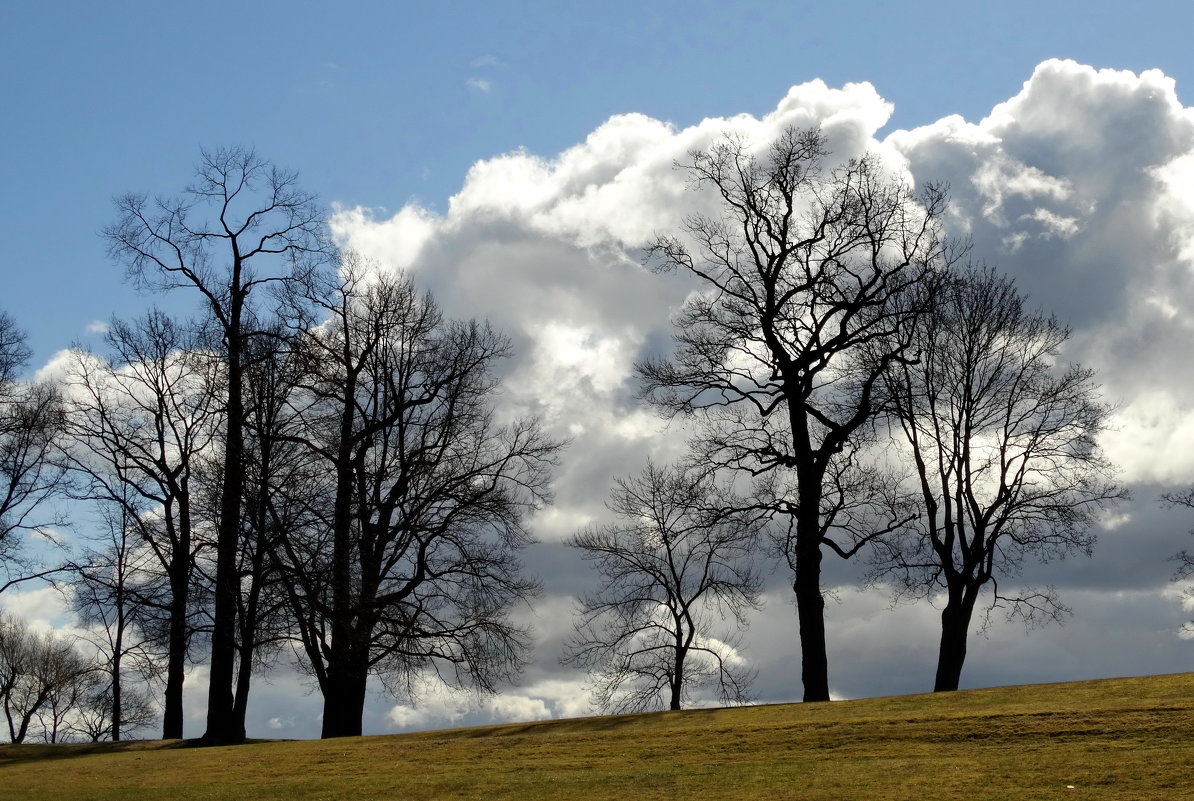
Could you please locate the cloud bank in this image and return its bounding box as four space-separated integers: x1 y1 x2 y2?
318 58 1194 735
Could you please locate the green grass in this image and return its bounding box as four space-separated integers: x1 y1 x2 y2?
2 673 1192 800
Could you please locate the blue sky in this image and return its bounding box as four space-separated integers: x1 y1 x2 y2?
5 1 1194 366
5 2 1194 739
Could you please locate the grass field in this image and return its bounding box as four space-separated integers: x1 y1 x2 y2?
1 673 1191 800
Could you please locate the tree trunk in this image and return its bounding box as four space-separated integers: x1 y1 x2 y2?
321 646 368 738
320 365 362 739
111 621 123 742
793 533 829 702
933 584 980 692
204 300 246 746
162 555 188 739
232 554 271 738
231 641 253 742
792 462 830 703
787 403 832 703
12 691 47 744
4 690 16 742
670 644 685 711
231 527 268 740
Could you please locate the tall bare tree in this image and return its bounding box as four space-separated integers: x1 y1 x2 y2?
68 496 163 741
0 311 67 593
875 268 1123 691
564 461 764 712
104 148 327 744
61 312 218 738
274 265 560 738
638 127 958 701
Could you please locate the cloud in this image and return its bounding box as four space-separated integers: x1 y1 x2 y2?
86 320 110 335
1101 393 1194 484
34 347 82 384
384 676 573 732
887 60 1194 490
336 58 1194 521
0 585 70 630
466 77 492 93
327 84 905 542
329 203 435 272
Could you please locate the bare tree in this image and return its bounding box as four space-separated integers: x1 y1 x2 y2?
0 614 96 744
638 127 958 701
33 660 104 744
68 497 163 741
104 148 327 745
563 461 764 712
875 267 1123 691
67 678 158 743
1160 489 1194 637
273 264 560 738
0 613 35 741
0 311 67 593
60 311 217 738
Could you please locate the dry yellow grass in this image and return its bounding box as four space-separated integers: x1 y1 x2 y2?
2 673 1191 800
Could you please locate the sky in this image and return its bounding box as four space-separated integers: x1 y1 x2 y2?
3 1 1194 739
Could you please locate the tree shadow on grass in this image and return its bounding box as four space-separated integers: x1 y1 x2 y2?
0 737 289 766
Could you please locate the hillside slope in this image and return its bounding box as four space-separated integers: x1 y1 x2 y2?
2 673 1192 800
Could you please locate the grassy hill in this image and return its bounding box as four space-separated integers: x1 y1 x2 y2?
2 673 1191 800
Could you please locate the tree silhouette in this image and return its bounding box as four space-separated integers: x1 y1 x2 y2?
68 497 163 741
104 148 327 745
0 311 67 593
638 127 958 701
564 461 763 712
874 267 1123 691
271 263 560 738
0 614 96 743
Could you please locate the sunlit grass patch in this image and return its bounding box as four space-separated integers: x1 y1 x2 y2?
2 673 1191 801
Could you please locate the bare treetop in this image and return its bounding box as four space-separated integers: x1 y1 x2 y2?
641 127 956 440
0 312 32 392
565 461 764 712
105 146 327 325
